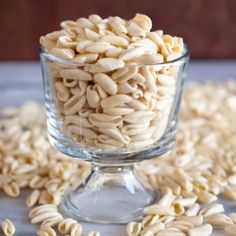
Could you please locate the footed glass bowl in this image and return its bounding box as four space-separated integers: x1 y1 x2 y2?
40 45 189 223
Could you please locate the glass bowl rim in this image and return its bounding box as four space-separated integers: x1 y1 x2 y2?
39 44 189 66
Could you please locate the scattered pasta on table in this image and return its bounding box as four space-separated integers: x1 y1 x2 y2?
0 80 236 235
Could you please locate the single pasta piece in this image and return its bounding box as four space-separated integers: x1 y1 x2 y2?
37 226 56 236
26 189 41 207
126 222 142 236
0 219 15 236
207 213 233 227
224 223 236 236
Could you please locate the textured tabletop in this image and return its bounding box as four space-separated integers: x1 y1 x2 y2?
0 61 236 236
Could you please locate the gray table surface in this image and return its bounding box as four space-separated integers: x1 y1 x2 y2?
0 60 236 236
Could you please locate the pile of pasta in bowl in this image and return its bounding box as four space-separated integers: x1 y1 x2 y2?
40 13 186 152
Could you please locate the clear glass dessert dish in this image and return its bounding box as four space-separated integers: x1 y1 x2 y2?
40 45 189 223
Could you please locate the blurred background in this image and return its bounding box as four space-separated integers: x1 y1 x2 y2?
1 0 236 60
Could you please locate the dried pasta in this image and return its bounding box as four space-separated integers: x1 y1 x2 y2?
39 13 184 151
0 219 15 236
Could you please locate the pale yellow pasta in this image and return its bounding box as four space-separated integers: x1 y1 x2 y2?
99 128 130 144
158 193 176 207
58 218 77 234
88 14 102 24
41 215 63 227
14 163 38 175
119 47 149 61
158 86 175 97
158 216 175 224
64 95 86 115
140 222 165 235
84 64 109 73
123 111 155 123
26 189 41 207
3 182 20 197
174 196 197 207
76 40 93 53
188 224 212 236
126 222 142 236
1 219 15 236
132 13 152 32
121 123 152 136
64 115 93 128
111 66 129 80
177 215 203 227
108 16 127 34
135 53 164 65
129 128 155 141
132 88 143 99
141 215 160 228
60 68 92 81
62 78 77 88
66 125 97 139
229 213 236 224
85 231 100 236
207 213 233 227
40 37 56 50
37 226 56 236
96 134 124 147
162 176 181 195
127 22 146 37
127 99 148 111
60 20 77 29
38 190 53 204
86 85 101 108
106 47 124 58
166 220 194 233
147 31 164 47
93 84 107 99
142 66 158 93
227 174 236 185
128 38 157 52
52 182 70 205
96 57 125 72
29 176 48 189
51 48 74 59
143 204 174 216
101 94 132 108
157 228 185 236
84 28 100 40
197 191 217 203
30 205 62 224
224 224 236 236
99 35 129 47
70 222 82 236
126 139 154 150
199 204 225 217
118 82 137 94
57 35 76 49
103 107 134 116
29 204 57 218
85 42 114 54
223 186 236 200
55 81 70 102
157 74 176 87
88 113 122 128
171 202 185 216
76 17 95 29
94 73 118 95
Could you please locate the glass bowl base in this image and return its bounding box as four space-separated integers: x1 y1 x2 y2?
59 165 158 224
